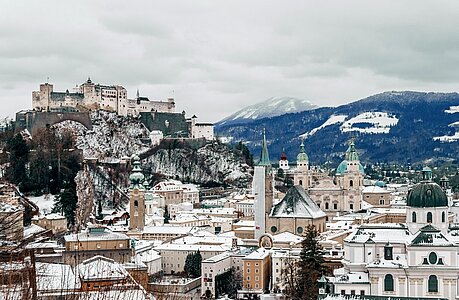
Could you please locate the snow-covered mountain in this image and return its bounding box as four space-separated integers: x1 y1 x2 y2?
216 91 459 164
218 96 317 126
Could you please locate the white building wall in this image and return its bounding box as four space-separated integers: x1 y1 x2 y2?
253 166 266 240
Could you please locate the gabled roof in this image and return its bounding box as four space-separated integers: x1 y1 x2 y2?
270 185 325 219
409 225 453 247
77 255 128 282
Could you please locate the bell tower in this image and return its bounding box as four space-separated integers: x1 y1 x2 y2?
294 140 309 189
129 154 146 231
254 130 273 239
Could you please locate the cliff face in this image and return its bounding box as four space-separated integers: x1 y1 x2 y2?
144 141 252 186
53 111 251 187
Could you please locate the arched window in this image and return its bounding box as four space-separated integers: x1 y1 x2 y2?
428 275 438 292
442 211 446 223
349 180 354 187
427 212 433 223
134 200 139 208
325 202 329 210
384 274 394 292
412 211 417 223
299 180 303 186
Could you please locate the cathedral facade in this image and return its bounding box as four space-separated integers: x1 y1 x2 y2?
284 140 364 220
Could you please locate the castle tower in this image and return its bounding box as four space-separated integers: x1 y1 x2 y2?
32 82 54 111
129 154 146 231
293 140 309 189
253 130 273 239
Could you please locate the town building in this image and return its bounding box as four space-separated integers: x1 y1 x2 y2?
240 248 271 297
155 243 230 274
362 185 392 208
141 225 193 241
152 180 200 206
32 213 67 234
329 167 459 299
63 225 131 265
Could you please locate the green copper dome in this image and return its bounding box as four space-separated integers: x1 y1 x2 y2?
345 141 359 161
335 161 364 175
406 182 447 208
335 140 364 175
296 140 309 162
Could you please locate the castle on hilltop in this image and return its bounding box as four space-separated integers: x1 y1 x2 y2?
30 78 214 140
32 77 175 117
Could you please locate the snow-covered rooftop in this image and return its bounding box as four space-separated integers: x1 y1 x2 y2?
270 185 326 219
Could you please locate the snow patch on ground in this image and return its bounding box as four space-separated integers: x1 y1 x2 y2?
28 194 55 215
434 120 459 142
446 106 459 114
300 115 347 138
340 112 399 134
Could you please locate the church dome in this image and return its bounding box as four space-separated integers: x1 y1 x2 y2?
335 160 364 175
335 140 364 175
374 180 386 187
296 141 308 162
406 182 447 208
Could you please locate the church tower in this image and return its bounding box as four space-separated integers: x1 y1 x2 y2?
335 140 364 212
129 154 146 231
294 140 309 189
279 149 289 170
253 130 273 239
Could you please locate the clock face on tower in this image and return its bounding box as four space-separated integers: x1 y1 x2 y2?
259 234 273 249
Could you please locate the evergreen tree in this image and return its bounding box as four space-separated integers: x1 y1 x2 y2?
184 251 202 277
52 181 78 228
5 133 29 185
164 205 171 224
286 225 325 300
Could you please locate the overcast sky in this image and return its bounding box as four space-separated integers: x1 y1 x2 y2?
2 1 459 122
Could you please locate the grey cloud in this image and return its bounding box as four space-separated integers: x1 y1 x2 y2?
1 0 459 122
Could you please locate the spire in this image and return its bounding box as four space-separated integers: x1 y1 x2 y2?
296 139 309 162
136 89 140 99
345 140 359 161
258 129 271 166
280 148 287 161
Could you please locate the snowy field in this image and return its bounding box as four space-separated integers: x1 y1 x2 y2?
300 115 347 138
28 194 55 215
434 107 459 142
340 112 399 134
300 112 398 138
